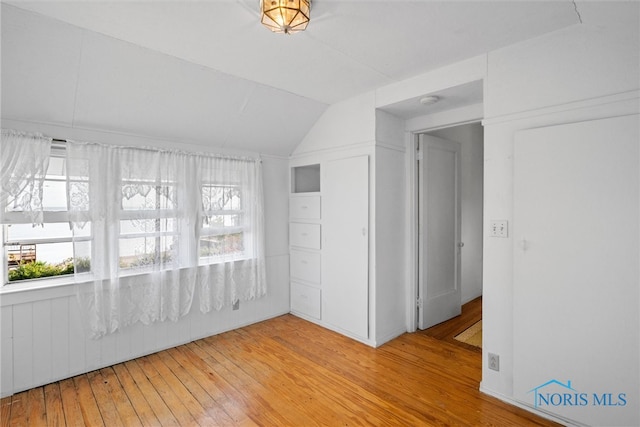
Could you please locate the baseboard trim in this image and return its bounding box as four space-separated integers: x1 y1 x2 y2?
374 327 407 348
479 382 585 427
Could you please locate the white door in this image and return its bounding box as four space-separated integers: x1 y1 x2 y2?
323 155 369 339
512 115 639 427
418 134 462 329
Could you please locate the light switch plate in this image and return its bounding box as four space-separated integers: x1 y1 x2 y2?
490 220 508 237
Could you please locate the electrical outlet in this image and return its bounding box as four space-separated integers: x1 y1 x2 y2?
488 353 500 371
490 220 508 238
232 300 240 311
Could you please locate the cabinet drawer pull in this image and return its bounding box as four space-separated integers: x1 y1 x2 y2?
301 205 308 209
300 260 308 264
301 233 308 236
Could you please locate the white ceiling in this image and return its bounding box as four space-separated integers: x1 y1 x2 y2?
6 0 580 104
379 80 484 120
1 1 581 155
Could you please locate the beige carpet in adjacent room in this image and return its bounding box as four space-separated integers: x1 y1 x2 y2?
454 320 482 348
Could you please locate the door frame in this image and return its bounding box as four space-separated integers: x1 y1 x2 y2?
405 118 483 332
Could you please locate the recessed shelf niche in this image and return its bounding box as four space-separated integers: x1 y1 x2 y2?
291 164 320 193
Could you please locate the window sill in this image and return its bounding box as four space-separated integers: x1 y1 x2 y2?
198 253 248 266
0 257 257 307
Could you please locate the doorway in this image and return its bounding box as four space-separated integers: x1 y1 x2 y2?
416 122 484 330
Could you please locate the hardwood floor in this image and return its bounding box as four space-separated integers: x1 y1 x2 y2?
1 310 558 426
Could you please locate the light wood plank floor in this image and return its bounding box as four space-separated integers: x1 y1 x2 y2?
1 312 558 426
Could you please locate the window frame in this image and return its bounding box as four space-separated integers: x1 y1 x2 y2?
198 182 251 265
1 146 92 285
117 179 181 274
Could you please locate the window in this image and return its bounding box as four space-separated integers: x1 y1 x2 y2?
2 152 91 282
119 180 179 271
2 144 262 284
199 184 245 263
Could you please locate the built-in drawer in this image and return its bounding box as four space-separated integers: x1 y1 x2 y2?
290 223 321 249
290 249 320 284
290 195 321 220
291 282 321 320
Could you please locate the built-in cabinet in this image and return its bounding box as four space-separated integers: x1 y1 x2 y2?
289 156 370 341
289 164 323 321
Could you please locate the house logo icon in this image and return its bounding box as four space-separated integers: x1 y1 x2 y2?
528 379 585 408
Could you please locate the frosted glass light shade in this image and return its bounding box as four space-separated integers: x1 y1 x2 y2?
261 0 310 34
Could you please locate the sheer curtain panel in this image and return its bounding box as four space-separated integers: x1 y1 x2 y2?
196 155 266 312
62 141 267 337
0 130 52 224
65 141 266 337
67 143 192 337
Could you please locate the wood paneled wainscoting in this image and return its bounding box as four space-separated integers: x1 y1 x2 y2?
1 314 557 426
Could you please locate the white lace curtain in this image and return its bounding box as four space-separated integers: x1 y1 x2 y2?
1 130 266 338
66 141 266 337
0 130 52 224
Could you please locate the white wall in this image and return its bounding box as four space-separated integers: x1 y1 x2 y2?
374 110 408 345
481 99 639 424
294 91 376 155
428 123 483 304
511 115 638 426
479 8 639 425
293 4 639 425
484 5 639 119
0 122 291 397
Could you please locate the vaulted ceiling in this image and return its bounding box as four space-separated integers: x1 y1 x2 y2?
2 1 581 155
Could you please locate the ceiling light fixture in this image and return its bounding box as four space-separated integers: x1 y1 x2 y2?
261 0 311 34
419 96 440 105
